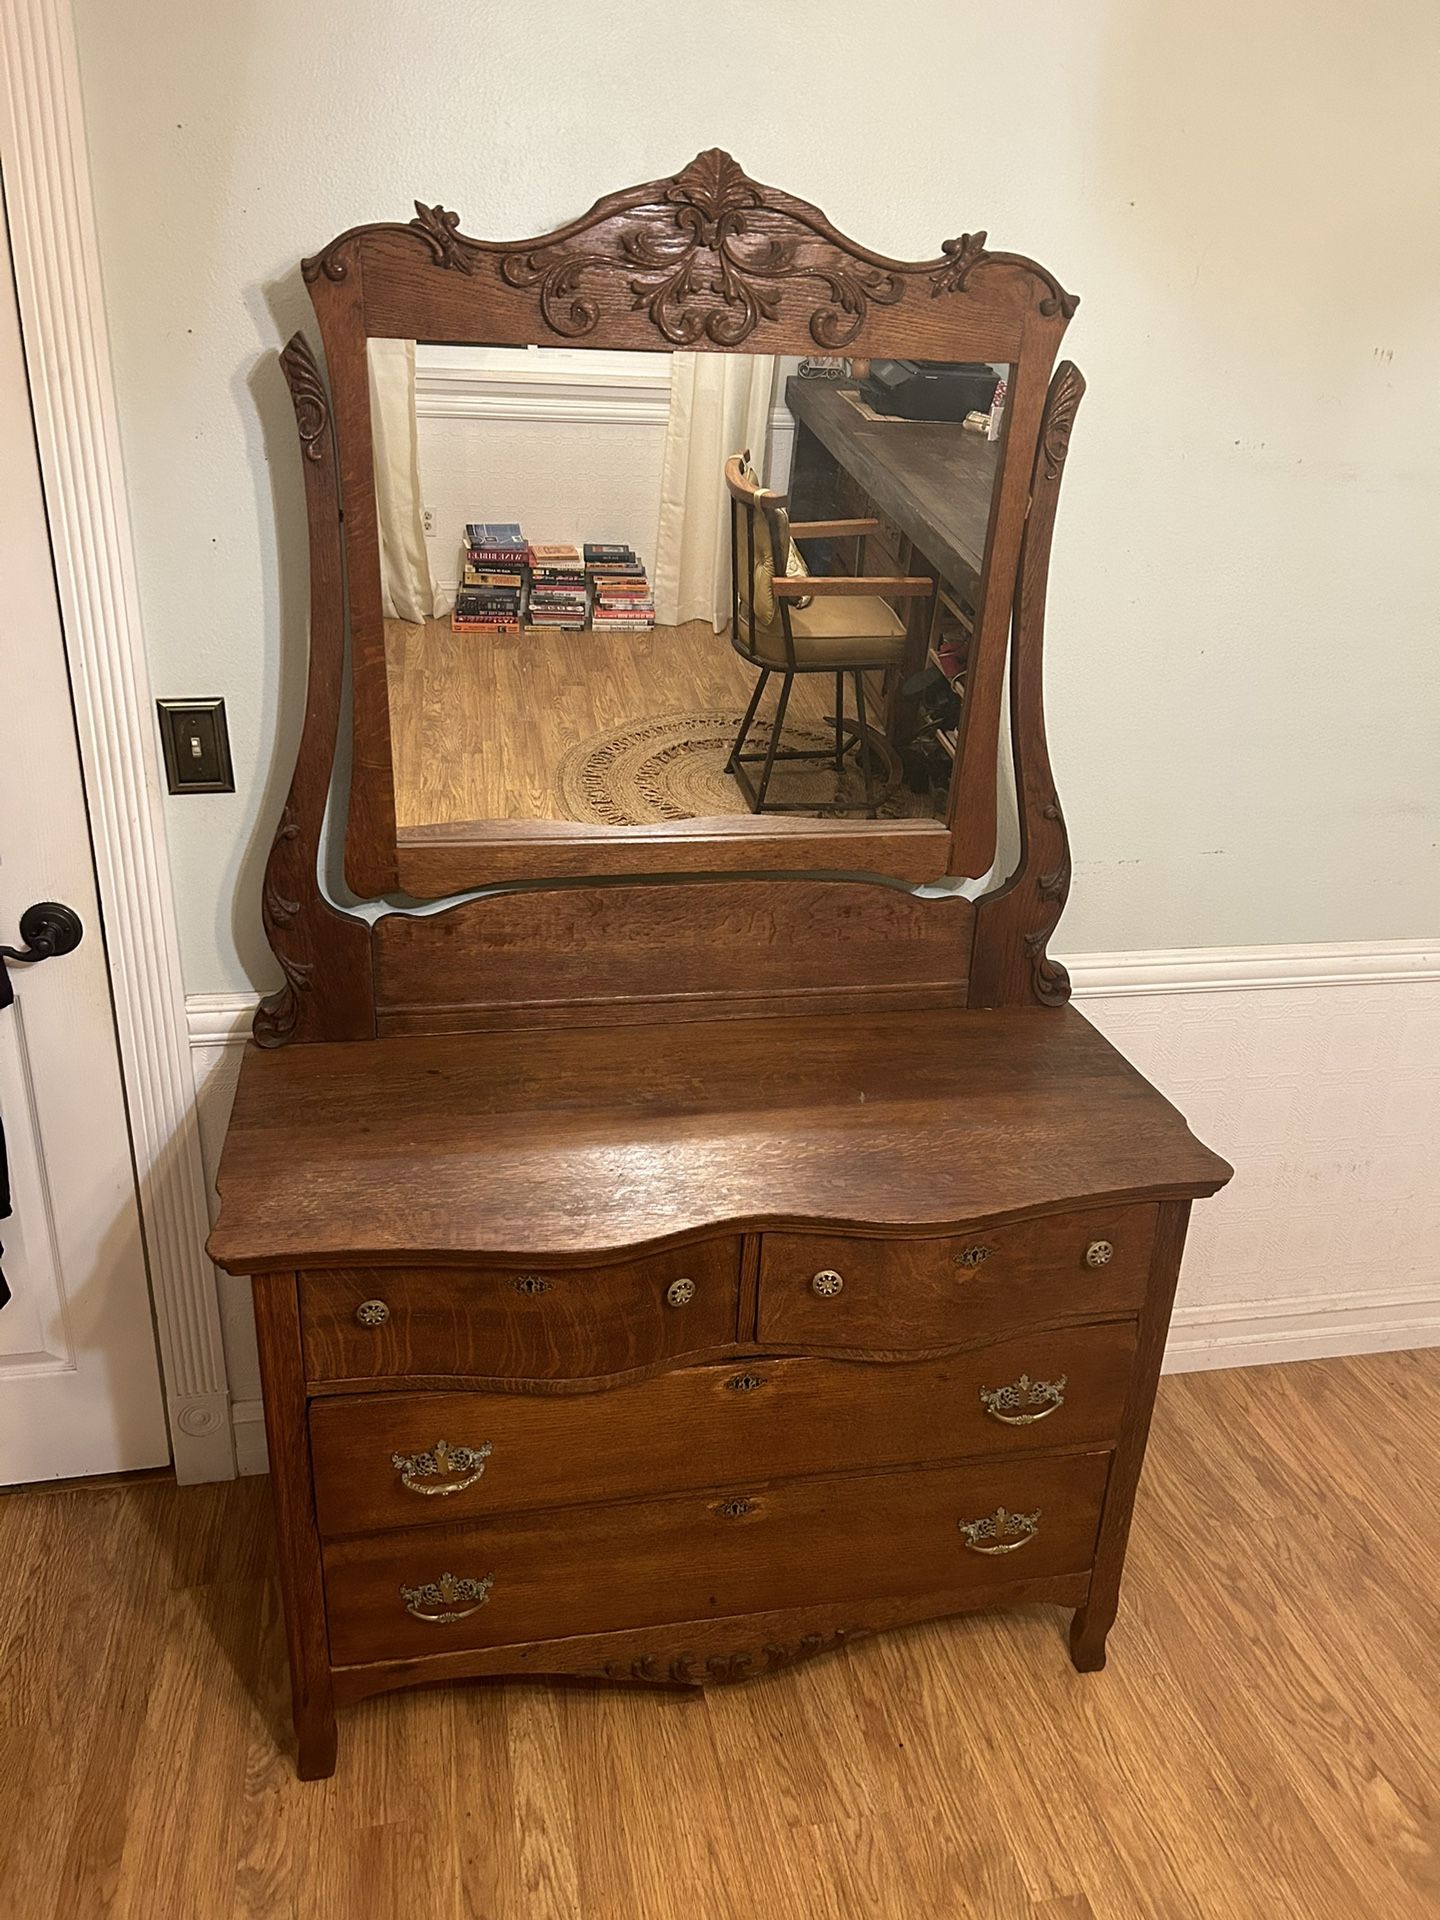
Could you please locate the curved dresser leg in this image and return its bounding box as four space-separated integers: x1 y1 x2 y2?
1069 1602 1113 1673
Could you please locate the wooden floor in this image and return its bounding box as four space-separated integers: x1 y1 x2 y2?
384 617 837 827
2 1350 1437 1919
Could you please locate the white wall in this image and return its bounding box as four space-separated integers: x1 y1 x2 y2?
72 0 1440 994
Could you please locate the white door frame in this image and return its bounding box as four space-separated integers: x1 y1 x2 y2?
0 0 233 1480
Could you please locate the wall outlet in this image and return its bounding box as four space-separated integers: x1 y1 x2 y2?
421 506 437 537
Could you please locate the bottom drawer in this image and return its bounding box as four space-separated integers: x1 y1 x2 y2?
323 1450 1110 1666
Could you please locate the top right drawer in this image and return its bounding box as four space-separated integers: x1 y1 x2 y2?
756 1206 1157 1351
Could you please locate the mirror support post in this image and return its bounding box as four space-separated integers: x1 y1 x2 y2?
968 361 1085 1009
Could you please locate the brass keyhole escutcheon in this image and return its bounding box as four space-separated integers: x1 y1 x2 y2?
355 1298 390 1328
1084 1240 1114 1268
666 1278 696 1307
811 1269 844 1298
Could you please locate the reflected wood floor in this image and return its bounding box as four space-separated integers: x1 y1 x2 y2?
385 617 837 828
1 1350 1437 1919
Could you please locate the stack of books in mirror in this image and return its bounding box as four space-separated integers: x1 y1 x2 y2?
526 544 588 630
585 545 655 632
452 522 529 634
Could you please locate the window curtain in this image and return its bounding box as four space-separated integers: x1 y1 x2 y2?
653 352 778 631
366 338 449 622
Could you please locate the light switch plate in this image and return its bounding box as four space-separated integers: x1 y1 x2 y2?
157 698 235 794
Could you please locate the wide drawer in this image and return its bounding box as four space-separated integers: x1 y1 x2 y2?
757 1207 1157 1351
299 1238 741 1385
309 1320 1136 1537
322 1449 1110 1665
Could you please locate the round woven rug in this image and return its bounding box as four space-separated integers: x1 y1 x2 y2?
554 710 922 825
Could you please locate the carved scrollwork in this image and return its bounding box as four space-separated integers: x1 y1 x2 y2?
254 800 314 1048
408 201 482 273
500 148 904 348
931 230 1080 319
302 199 482 282
302 152 1078 354
279 334 329 462
593 1628 859 1687
1041 360 1085 477
1024 801 1073 1006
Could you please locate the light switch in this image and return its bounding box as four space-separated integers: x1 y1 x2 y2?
156 698 234 794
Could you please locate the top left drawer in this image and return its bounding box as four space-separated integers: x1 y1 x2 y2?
298 1239 742 1386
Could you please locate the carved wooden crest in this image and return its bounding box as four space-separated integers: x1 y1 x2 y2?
302 148 1076 349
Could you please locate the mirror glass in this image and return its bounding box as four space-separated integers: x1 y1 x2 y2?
373 343 1008 834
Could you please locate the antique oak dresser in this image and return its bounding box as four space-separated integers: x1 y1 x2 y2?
208 153 1231 1778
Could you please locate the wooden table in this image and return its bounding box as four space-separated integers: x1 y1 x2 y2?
783 376 1000 746
784 376 1000 584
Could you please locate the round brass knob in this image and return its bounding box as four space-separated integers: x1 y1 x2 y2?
1085 1241 1114 1268
666 1278 696 1307
811 1269 844 1298
355 1298 391 1328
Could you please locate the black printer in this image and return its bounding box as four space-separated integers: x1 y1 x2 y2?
859 360 998 423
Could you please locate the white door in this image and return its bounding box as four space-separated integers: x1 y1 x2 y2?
0 189 169 1483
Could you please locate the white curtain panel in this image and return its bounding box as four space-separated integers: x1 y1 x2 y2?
366 338 448 622
654 352 778 630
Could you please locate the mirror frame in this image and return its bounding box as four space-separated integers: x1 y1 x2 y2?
300 149 1077 898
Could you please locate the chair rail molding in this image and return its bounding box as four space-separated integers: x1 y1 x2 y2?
0 0 234 1478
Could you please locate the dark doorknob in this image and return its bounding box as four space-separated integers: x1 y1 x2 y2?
0 901 85 966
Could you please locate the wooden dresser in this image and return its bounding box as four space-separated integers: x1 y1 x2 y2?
208 152 1231 1778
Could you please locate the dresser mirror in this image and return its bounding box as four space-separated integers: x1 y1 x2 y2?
375 341 1007 846
300 153 1077 900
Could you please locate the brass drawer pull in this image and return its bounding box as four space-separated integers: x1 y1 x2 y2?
979 1374 1067 1427
958 1506 1040 1554
355 1298 390 1328
954 1245 992 1268
399 1571 494 1624
391 1437 493 1497
666 1278 696 1307
1085 1240 1113 1268
811 1269 844 1298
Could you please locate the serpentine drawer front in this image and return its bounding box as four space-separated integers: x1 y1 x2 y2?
298 1238 742 1384
757 1207 1157 1350
322 1449 1112 1666
308 1320 1139 1537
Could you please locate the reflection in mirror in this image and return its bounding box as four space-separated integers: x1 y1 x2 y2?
372 343 1006 834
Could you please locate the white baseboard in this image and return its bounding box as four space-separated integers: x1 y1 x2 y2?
189 937 1440 1464
231 1398 269 1476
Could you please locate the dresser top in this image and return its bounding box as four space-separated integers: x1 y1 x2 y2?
207 1007 1229 1272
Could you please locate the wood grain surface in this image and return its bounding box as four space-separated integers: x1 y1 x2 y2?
757 1207 1155 1351
320 1450 1111 1665
298 1240 741 1385
208 1007 1230 1272
308 1324 1139 1536
3 1350 1435 1919
372 878 975 1035
784 376 1000 583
